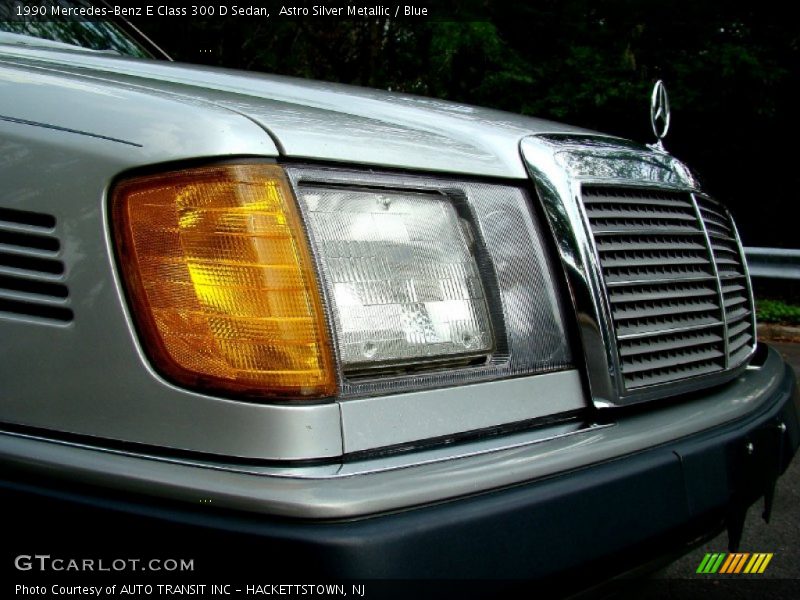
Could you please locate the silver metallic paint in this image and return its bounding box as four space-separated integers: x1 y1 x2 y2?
0 68 583 458
0 45 603 178
341 371 584 454
0 62 280 161
0 347 790 519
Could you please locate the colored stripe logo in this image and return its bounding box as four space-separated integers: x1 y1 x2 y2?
696 553 773 574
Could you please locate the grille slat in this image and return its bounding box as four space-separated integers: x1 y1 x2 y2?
582 187 755 393
699 213 732 232
617 321 723 341
604 267 713 284
729 332 753 354
723 295 748 309
582 196 690 208
718 266 746 277
711 241 739 254
0 207 56 229
606 274 718 287
613 299 719 321
721 282 745 294
586 208 698 222
726 305 750 322
621 346 725 375
616 315 723 338
0 273 69 299
700 207 732 225
623 361 723 388
702 224 733 237
590 222 700 235
714 257 741 266
728 320 750 337
0 208 70 323
726 314 750 329
595 238 707 253
601 254 711 269
609 283 718 303
619 331 723 357
730 344 753 367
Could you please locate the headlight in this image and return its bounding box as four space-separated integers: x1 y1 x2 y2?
298 186 494 375
112 163 573 402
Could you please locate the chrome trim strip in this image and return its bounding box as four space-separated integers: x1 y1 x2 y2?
591 228 706 237
572 177 626 405
605 275 718 287
519 136 618 406
616 321 725 341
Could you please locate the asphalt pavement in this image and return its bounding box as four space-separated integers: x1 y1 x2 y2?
649 341 800 592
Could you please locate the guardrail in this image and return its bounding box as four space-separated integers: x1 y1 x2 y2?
744 247 800 281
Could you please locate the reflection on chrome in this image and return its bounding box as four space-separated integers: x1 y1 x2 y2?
521 133 752 408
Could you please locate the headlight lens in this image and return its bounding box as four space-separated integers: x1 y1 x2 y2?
112 164 336 399
299 186 494 375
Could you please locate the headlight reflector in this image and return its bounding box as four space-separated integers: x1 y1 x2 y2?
112 164 336 399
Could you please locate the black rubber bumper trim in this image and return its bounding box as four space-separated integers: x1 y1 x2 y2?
2 365 799 582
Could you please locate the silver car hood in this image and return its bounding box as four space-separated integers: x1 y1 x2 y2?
0 47 606 178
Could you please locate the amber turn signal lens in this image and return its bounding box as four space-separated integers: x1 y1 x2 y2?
112 164 336 399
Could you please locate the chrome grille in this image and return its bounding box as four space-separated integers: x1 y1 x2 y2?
0 207 71 323
582 187 754 393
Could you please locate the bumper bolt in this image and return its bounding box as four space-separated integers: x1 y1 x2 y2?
746 442 754 455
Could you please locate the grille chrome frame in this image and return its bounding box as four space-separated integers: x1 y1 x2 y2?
521 134 756 407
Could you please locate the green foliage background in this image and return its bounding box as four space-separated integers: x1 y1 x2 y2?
136 0 798 248
756 299 800 325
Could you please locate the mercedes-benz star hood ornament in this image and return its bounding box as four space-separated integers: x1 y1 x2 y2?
649 80 671 151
